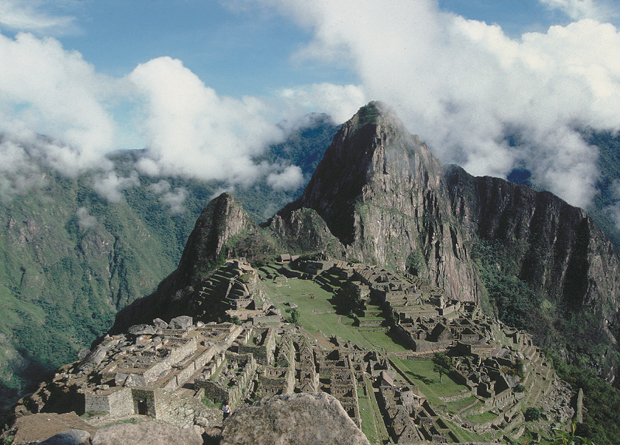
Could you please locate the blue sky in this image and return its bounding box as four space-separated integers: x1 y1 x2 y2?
19 0 605 96
2 0 620 218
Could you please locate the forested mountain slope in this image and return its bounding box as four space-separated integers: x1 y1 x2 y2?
0 116 338 411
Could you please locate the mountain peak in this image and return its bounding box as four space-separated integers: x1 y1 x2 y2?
279 102 443 246
349 101 406 132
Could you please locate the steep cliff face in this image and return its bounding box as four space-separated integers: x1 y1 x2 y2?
176 193 258 284
274 102 620 374
446 166 620 349
111 102 620 377
278 102 479 300
112 193 260 332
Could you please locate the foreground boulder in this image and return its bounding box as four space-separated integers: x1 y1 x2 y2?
220 392 370 445
10 413 96 445
91 421 202 445
39 429 91 445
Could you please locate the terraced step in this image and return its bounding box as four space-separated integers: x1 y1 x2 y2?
362 310 383 317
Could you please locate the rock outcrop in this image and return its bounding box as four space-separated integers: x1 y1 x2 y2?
176 192 259 284
277 102 478 300
91 421 203 445
9 413 96 445
220 393 370 445
446 166 620 348
275 103 620 357
111 193 262 332
111 102 620 377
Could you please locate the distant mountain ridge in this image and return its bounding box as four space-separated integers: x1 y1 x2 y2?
114 102 620 382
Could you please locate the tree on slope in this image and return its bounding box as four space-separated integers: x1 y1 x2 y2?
433 352 453 383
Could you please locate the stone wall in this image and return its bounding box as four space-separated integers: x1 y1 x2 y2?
155 389 217 429
238 328 276 365
85 388 133 416
162 345 221 392
131 389 158 417
143 337 198 383
298 340 319 392
197 352 257 407
257 366 295 398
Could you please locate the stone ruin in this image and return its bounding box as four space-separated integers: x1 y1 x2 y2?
18 258 577 444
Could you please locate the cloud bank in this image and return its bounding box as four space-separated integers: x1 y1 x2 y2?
0 31 118 175
128 56 290 187
2 0 620 218
0 34 308 202
263 0 620 209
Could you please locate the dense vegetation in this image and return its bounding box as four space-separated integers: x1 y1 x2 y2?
546 350 620 445
473 237 620 443
472 239 618 379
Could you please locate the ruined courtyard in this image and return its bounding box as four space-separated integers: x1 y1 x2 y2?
20 257 577 444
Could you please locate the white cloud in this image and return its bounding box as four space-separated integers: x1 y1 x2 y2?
148 180 188 213
2 0 620 215
76 207 97 230
262 0 620 209
160 188 188 214
128 56 287 186
92 171 140 203
0 138 46 201
148 179 171 195
279 83 366 124
267 165 304 190
0 0 77 34
210 186 236 201
0 32 120 176
539 0 616 22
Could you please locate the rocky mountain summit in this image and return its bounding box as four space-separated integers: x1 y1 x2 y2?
115 102 620 380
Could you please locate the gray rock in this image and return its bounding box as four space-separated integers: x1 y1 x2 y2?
152 318 168 329
128 324 157 336
220 392 370 445
39 429 91 445
77 348 91 361
169 315 193 330
115 373 147 387
78 346 107 371
92 421 202 445
194 417 209 427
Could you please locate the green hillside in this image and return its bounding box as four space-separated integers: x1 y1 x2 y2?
0 117 339 412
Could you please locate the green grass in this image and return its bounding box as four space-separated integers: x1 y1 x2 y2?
467 411 498 424
391 358 470 404
265 277 408 353
361 376 391 444
443 418 489 443
358 396 380 444
444 395 479 413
